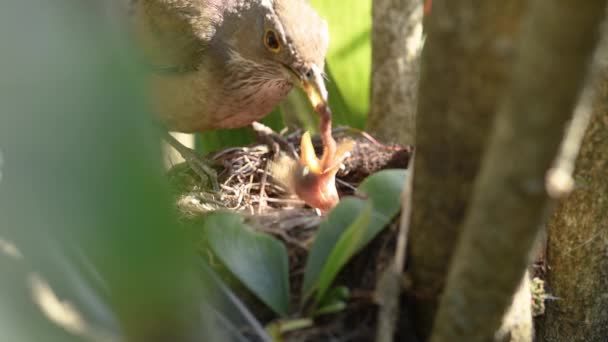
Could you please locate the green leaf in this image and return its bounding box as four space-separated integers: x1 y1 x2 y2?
265 318 313 338
204 212 291 317
356 169 408 247
324 66 356 127
199 259 271 341
323 285 351 302
260 106 286 132
0 3 211 339
196 107 284 154
313 286 350 317
196 128 255 155
301 169 407 304
310 0 372 128
302 197 366 297
315 203 373 302
314 301 347 317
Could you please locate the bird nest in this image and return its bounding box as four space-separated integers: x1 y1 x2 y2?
167 128 412 341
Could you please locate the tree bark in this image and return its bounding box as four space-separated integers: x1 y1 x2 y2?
408 1 525 336
366 0 423 145
536 64 608 342
429 1 608 341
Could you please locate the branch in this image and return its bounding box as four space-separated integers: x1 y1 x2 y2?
408 1 526 336
537 40 608 342
375 154 415 342
430 1 608 341
366 0 423 145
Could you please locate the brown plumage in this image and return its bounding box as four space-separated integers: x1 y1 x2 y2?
132 0 329 132
133 0 348 211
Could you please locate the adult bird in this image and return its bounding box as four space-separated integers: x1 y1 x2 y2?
132 0 347 210
133 2 326 166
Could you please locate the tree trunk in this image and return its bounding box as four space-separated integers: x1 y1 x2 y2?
366 0 423 145
536 64 608 342
429 1 608 341
408 1 525 337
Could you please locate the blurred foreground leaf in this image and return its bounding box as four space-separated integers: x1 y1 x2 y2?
0 2 215 340
199 260 271 342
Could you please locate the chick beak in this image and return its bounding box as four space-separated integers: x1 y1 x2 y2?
293 132 353 213
286 65 352 212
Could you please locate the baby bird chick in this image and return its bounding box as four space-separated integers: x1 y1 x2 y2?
272 131 353 212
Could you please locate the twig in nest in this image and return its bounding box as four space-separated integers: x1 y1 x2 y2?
375 153 415 342
173 128 411 220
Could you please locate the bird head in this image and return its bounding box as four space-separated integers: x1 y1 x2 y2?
222 0 331 110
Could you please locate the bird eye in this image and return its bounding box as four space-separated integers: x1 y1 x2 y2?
264 29 281 53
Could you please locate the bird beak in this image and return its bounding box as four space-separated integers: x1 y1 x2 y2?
298 65 328 110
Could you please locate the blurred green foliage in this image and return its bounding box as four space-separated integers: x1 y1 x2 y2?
311 0 372 128
0 1 205 339
0 2 266 341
